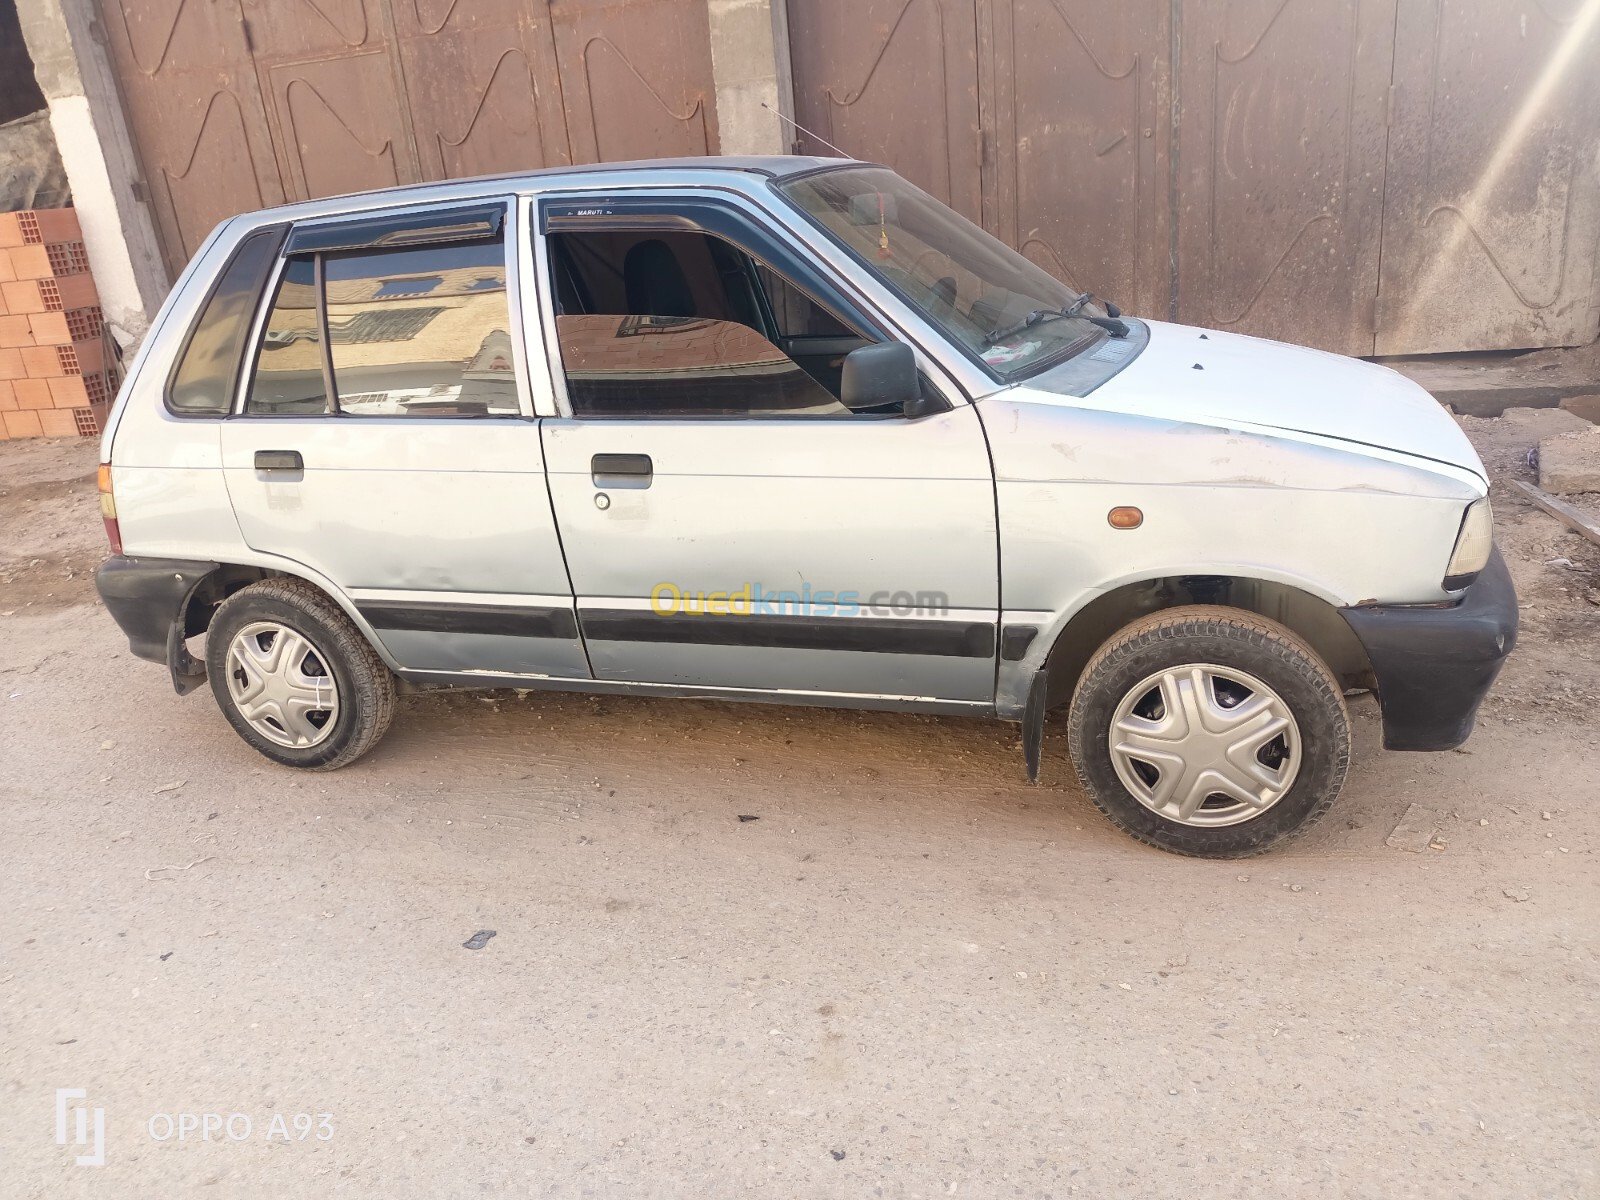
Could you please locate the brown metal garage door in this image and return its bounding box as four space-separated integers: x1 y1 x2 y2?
789 0 1600 357
98 0 720 278
1375 0 1600 355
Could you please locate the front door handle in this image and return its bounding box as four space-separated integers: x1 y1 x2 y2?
255 450 303 472
591 453 652 489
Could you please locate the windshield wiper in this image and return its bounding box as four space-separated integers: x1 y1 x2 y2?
1063 290 1129 338
983 308 1072 346
984 293 1128 346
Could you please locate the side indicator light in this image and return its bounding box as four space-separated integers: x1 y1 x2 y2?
1108 506 1143 529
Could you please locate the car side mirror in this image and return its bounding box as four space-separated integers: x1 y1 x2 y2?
842 342 934 417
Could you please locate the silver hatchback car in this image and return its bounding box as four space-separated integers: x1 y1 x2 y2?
95 157 1515 857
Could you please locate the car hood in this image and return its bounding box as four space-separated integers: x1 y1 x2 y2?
1034 319 1486 483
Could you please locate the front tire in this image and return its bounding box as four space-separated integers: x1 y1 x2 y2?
205 578 396 770
1066 606 1350 858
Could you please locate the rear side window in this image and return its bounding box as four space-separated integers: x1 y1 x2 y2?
166 226 285 415
324 240 515 417
243 232 515 418
247 258 326 415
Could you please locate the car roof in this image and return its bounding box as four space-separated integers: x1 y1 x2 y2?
229 156 860 228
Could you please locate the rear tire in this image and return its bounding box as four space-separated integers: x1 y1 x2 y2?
1066 605 1349 858
205 578 396 770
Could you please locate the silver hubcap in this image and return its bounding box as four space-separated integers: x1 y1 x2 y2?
1108 663 1301 827
225 621 339 749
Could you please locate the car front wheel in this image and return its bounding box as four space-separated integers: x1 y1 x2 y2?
205 578 396 770
1066 606 1350 858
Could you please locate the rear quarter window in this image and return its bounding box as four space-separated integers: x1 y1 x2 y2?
166 225 286 415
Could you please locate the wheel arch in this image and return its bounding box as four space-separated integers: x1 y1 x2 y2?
176 559 402 677
1035 573 1373 712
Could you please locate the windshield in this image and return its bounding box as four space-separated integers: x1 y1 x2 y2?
777 166 1107 379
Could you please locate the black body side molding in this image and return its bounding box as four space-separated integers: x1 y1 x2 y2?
358 602 579 641
579 609 996 659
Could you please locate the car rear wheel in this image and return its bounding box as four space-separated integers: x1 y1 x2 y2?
1066 606 1350 858
205 578 396 770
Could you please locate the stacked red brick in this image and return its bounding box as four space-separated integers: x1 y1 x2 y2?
0 208 110 440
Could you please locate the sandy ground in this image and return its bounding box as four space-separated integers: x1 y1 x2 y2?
1 419 1597 1199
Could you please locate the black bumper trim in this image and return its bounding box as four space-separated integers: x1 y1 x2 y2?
95 556 219 665
1339 546 1518 751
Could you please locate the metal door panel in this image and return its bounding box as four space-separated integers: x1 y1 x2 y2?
392 0 573 180
787 0 984 224
1376 0 1600 354
219 419 587 676
401 39 555 180
540 410 1000 702
1175 0 1395 355
551 0 719 164
98 0 287 277
985 0 1172 319
264 51 419 201
237 0 378 61
99 0 715 272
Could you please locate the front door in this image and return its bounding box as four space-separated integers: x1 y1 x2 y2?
534 196 999 704
219 201 588 680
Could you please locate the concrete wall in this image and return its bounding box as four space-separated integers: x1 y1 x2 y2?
15 0 168 346
707 0 792 156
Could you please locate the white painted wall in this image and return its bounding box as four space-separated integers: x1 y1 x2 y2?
46 94 148 344
17 0 169 350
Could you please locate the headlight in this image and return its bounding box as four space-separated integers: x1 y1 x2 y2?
1444 497 1494 588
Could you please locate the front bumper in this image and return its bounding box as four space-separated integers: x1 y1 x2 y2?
1339 546 1518 751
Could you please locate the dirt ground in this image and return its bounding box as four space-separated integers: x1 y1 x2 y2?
2 417 1597 1199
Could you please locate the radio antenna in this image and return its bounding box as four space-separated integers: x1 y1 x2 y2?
760 102 852 159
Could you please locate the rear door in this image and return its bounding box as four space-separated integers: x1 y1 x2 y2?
219 200 588 680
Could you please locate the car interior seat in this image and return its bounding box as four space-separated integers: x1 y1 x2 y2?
623 239 696 318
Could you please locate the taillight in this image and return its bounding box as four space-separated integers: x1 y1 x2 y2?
97 463 123 555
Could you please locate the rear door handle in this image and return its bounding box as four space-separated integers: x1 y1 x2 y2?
591 453 652 489
255 450 303 472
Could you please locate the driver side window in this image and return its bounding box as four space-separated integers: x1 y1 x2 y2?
546 228 886 419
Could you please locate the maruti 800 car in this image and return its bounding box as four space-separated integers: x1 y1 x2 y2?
93 157 1516 857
